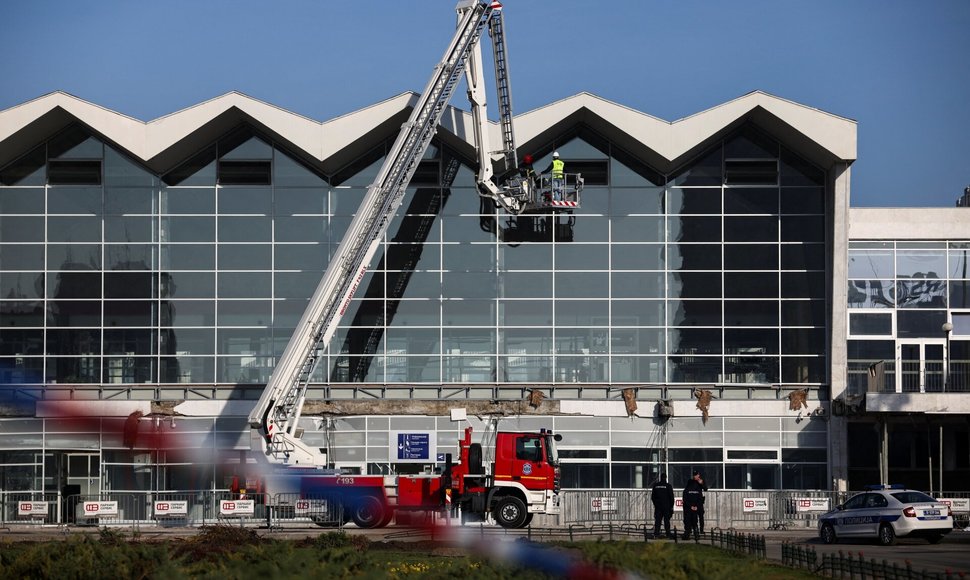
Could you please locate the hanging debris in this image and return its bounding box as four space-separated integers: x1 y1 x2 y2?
123 410 144 449
527 388 545 409
788 388 809 411
694 389 714 424
621 388 637 416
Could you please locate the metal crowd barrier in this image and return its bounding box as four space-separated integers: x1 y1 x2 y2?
1 488 967 530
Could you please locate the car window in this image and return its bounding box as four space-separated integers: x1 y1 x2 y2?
515 436 542 462
891 491 936 504
865 494 888 508
843 493 867 510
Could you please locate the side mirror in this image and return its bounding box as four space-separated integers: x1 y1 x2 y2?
836 504 844 511
553 434 563 442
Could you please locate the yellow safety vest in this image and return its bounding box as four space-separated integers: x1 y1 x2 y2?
552 158 564 178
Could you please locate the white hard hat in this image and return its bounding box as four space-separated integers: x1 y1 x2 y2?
552 151 560 158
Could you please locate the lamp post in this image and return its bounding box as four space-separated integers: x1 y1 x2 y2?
942 321 953 392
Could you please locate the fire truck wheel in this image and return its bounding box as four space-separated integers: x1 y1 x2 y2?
351 495 386 529
523 512 534 527
493 496 528 529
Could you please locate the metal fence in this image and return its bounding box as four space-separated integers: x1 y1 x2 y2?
1 488 967 530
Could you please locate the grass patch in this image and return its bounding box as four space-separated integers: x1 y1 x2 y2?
0 534 814 580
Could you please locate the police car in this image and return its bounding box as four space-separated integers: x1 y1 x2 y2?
818 484 953 546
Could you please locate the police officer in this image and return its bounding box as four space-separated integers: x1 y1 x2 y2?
697 473 709 534
682 471 705 540
650 472 675 538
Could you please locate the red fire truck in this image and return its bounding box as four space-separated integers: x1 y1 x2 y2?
244 426 562 529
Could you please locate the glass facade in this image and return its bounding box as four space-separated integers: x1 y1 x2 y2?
0 123 828 390
0 121 833 492
847 241 970 394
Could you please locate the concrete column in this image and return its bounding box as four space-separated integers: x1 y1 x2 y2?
828 161 851 491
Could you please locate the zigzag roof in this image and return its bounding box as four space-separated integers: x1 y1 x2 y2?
0 89 855 175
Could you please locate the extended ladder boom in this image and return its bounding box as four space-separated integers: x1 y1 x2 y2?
248 1 498 465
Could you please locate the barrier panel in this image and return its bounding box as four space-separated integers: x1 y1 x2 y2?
1 492 61 526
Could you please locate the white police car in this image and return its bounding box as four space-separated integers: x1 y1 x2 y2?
818 484 953 546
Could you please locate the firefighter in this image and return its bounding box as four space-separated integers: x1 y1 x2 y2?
682 471 705 540
650 472 675 538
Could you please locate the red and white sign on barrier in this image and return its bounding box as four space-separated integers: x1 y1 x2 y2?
937 498 970 513
673 498 684 512
220 499 255 516
18 502 49 517
590 497 617 513
83 501 119 517
154 500 188 517
795 498 830 512
742 497 769 513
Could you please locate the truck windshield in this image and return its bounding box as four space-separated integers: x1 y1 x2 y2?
544 435 559 466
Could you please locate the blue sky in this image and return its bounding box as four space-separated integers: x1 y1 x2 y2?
1 0 968 207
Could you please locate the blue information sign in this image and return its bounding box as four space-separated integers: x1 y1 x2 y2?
396 433 431 461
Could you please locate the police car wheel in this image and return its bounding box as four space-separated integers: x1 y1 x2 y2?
877 523 896 546
820 523 837 545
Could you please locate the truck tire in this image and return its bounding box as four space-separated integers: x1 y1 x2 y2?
351 495 386 529
493 496 527 529
468 443 483 474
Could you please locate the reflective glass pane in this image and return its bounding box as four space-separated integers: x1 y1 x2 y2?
105 301 155 327
610 187 663 214
0 216 44 242
161 272 214 298
668 272 721 298
724 356 778 383
781 215 824 242
612 300 664 326
0 272 44 300
725 216 777 242
780 187 824 214
667 300 721 326
847 280 894 308
218 244 271 270
612 272 663 298
669 244 721 270
217 187 272 214
781 300 825 327
0 188 45 213
161 244 214 270
48 187 102 215
48 272 101 298
104 148 155 188
725 244 777 270
896 280 946 308
555 272 608 298
218 216 271 242
669 356 720 382
218 272 272 298
554 300 609 326
161 217 215 242
48 244 101 270
724 300 777 326
897 251 946 279
0 242 44 269
217 300 271 326
499 300 552 326
104 329 155 355
47 216 100 242
104 216 155 242
161 188 215 214
106 244 153 270
670 147 721 187
781 271 825 299
782 244 824 270
725 328 778 354
104 272 155 299
500 272 552 298
724 187 778 214
666 188 721 214
667 216 721 243
554 244 609 270
724 272 778 298
611 244 663 270
161 300 215 326
669 328 721 354
612 216 663 242
1 301 44 327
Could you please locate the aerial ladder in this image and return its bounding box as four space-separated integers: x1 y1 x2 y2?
248 1 582 467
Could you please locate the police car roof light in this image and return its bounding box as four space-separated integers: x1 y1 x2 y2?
864 483 906 490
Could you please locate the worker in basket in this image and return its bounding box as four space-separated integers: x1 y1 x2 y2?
542 151 565 200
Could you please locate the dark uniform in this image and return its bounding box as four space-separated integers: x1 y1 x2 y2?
682 473 705 539
650 474 675 538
